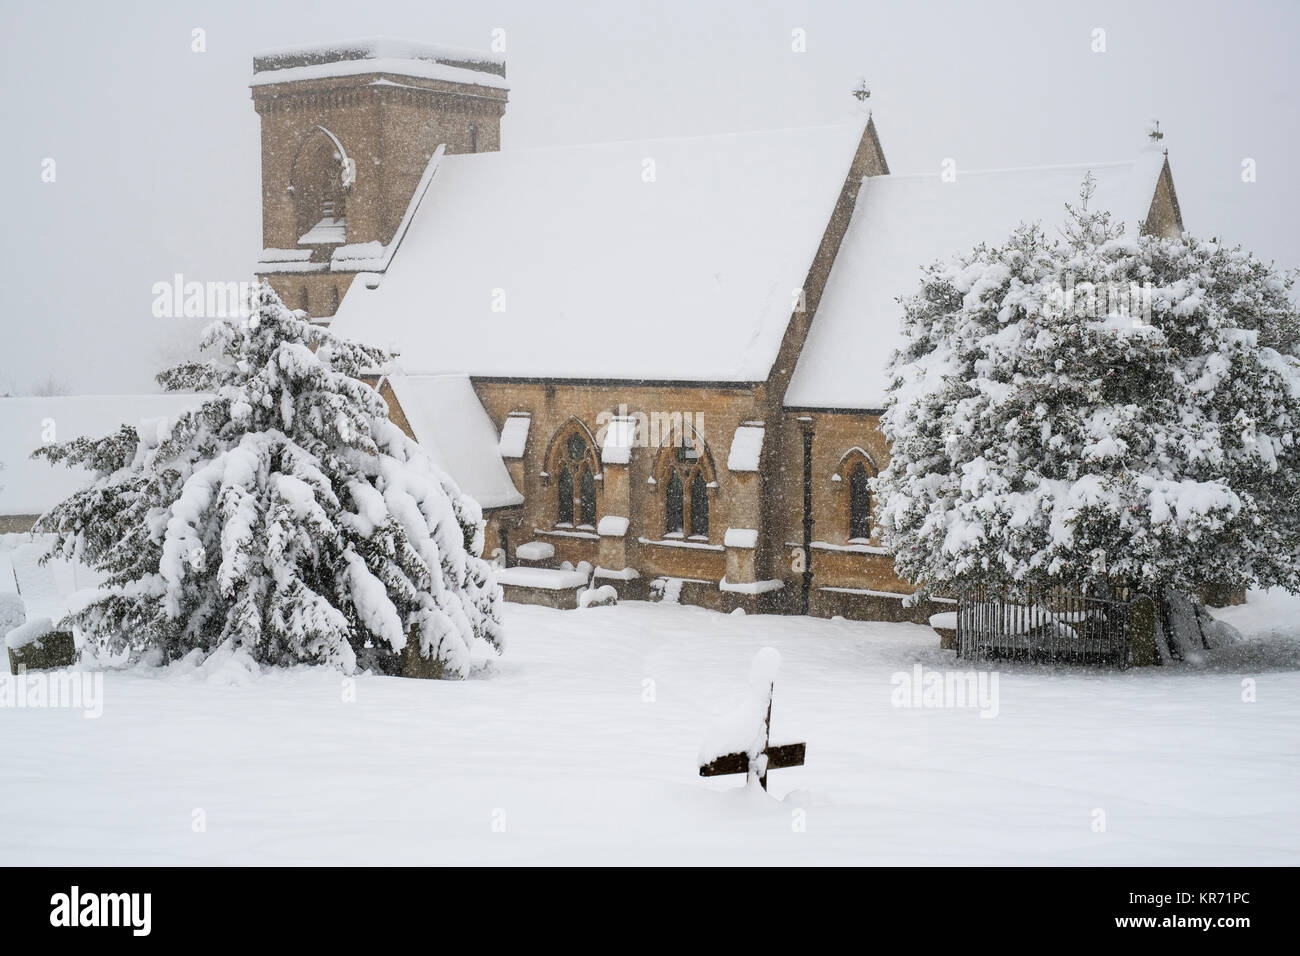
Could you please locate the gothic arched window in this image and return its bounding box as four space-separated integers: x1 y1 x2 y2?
835 448 878 544
849 462 872 541
557 466 574 525
690 471 709 537
580 467 597 527
546 421 601 528
665 471 684 535
655 428 715 540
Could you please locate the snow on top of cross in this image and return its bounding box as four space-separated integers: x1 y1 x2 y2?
383 373 523 510
0 395 207 518
251 36 507 89
330 121 869 383
785 151 1172 411
698 646 782 766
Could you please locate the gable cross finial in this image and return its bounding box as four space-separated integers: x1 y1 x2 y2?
851 79 871 103
1147 120 1164 144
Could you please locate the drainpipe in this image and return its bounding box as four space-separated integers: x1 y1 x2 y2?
800 421 815 615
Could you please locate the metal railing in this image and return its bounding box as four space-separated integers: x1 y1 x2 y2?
956 585 1137 667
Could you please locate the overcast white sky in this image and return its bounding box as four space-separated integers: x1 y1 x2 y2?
1 0 1296 393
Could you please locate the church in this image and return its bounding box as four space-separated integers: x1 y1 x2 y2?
250 37 1184 620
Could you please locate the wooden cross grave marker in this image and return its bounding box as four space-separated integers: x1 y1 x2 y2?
698 672 806 791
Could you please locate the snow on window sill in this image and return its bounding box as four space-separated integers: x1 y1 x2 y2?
788 539 892 556
638 536 725 552
535 526 600 540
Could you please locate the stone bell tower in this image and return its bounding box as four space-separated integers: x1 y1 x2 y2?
250 38 508 318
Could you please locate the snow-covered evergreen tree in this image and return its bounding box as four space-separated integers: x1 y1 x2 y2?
876 187 1300 612
34 283 503 676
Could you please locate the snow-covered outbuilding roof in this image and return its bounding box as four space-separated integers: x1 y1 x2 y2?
330 121 870 383
384 373 523 510
0 395 207 518
785 151 1173 411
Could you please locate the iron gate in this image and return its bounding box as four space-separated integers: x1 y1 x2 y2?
956 585 1136 667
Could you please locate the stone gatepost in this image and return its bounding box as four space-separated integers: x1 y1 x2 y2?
1129 595 1158 667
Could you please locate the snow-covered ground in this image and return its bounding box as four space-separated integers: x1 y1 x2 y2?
2 583 1298 865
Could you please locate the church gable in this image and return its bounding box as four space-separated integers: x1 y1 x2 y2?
1143 155 1184 237
785 150 1182 413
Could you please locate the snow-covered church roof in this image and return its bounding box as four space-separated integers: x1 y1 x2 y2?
383 374 523 510
785 150 1172 410
330 121 869 383
0 395 207 518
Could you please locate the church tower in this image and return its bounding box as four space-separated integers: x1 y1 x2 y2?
250 38 508 319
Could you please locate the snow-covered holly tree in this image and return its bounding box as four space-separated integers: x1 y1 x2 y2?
876 187 1300 612
33 283 503 676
